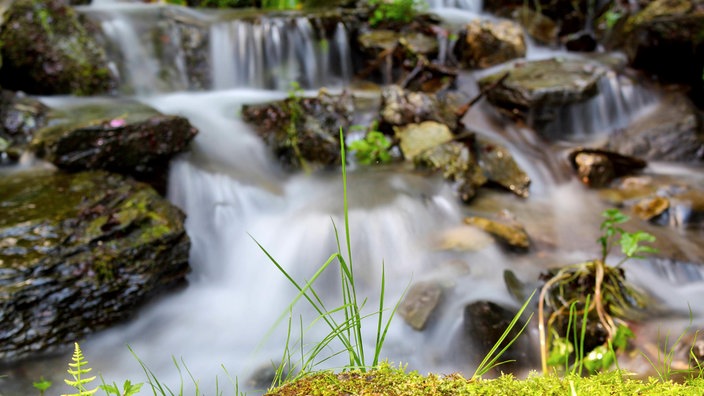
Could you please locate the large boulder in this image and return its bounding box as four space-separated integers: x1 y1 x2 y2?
30 101 198 191
0 170 190 360
620 0 704 95
605 93 704 163
0 0 117 95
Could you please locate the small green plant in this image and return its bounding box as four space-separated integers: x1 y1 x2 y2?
349 125 393 165
367 0 427 27
33 377 52 395
254 128 402 386
99 379 143 396
62 342 98 396
538 208 657 374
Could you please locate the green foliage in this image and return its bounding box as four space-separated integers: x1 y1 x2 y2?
366 0 427 27
598 208 657 266
99 379 143 396
262 0 303 10
254 128 402 386
539 209 656 375
349 128 393 165
62 342 98 396
33 377 52 395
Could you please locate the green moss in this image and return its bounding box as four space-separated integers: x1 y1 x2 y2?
267 363 704 395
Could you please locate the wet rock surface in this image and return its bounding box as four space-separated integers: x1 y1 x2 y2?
459 300 537 375
568 148 647 188
605 94 704 163
30 101 198 189
478 58 605 118
398 281 443 331
475 136 530 198
621 0 704 90
464 213 530 251
454 19 526 69
242 89 353 171
0 0 117 95
0 91 49 163
0 170 190 360
379 85 462 132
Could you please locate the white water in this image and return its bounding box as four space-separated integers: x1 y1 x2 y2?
5 2 704 395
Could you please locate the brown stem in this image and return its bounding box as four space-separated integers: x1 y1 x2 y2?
455 72 510 118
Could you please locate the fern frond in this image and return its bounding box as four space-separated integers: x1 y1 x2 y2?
61 342 98 396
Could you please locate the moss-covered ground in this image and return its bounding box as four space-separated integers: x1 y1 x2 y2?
266 362 704 395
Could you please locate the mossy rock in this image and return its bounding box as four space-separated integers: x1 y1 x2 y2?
0 169 190 361
0 0 117 95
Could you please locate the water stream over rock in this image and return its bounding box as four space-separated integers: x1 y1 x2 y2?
3 1 704 395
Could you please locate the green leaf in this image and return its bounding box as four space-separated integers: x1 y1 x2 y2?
612 324 634 350
32 378 52 392
584 345 615 373
620 230 657 258
547 337 574 367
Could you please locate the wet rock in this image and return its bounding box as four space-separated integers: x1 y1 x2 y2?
568 148 647 188
378 85 461 132
464 213 530 251
454 19 526 69
476 136 530 198
168 7 212 90
621 0 704 91
513 7 558 45
242 89 353 171
414 141 487 203
602 176 704 229
395 121 454 160
0 0 116 95
30 101 198 191
478 58 604 120
0 170 190 360
0 91 49 163
434 226 494 252
461 300 537 375
605 93 704 163
563 30 598 52
633 196 670 222
398 281 443 331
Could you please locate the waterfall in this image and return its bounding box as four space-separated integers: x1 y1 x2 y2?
5 2 704 395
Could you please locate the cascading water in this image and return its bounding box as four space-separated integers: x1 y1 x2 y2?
5 1 704 395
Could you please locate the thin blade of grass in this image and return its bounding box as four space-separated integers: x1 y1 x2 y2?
472 289 536 379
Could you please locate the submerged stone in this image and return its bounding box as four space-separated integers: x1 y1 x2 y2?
0 0 116 95
0 170 190 361
464 214 530 251
398 281 443 331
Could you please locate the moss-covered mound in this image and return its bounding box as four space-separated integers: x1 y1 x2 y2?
0 170 190 361
266 363 704 395
0 0 116 95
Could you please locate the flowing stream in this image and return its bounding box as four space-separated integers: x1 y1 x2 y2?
5 2 704 395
